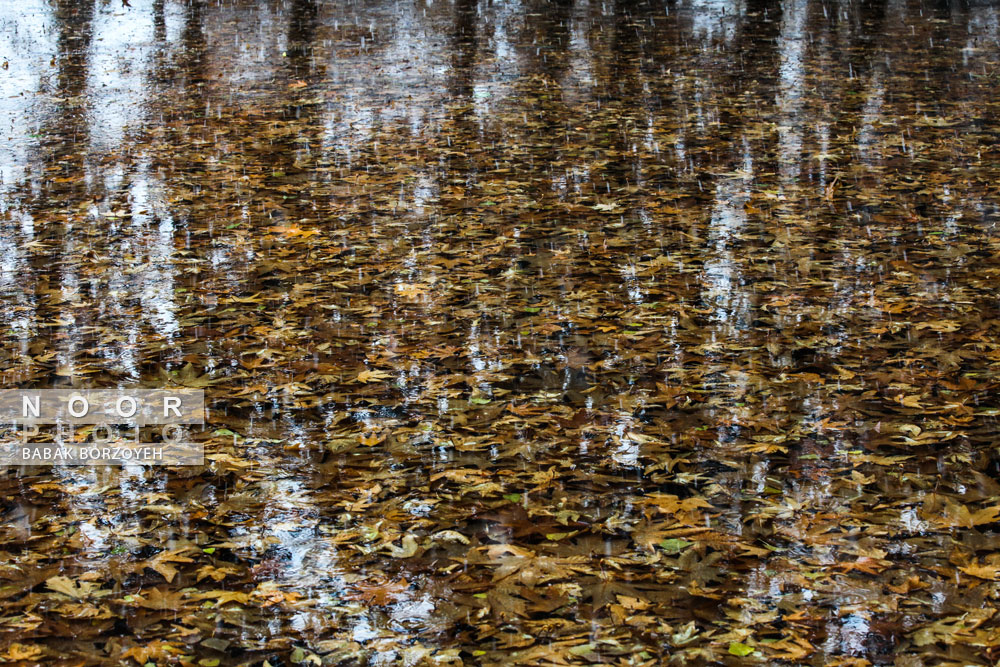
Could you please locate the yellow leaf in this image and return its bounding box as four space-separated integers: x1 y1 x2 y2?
148 549 195 583
914 320 961 332
46 575 100 599
356 369 391 383
388 535 420 558
958 563 1000 580
971 505 1000 526
395 282 429 299
122 641 183 663
191 590 250 606
3 644 43 661
270 225 320 238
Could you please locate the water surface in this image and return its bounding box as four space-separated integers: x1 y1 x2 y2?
2 0 1000 664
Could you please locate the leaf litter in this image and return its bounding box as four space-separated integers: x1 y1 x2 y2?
1 0 1000 665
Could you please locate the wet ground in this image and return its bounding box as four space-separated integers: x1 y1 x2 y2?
2 0 1000 664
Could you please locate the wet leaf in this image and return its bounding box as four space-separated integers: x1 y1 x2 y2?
728 642 755 657
658 538 693 554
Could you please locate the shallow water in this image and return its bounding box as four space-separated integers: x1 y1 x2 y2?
3 0 1000 664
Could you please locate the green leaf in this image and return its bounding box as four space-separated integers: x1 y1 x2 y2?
658 538 693 554
202 547 216 554
729 642 755 657
523 306 541 313
503 493 521 503
469 397 491 405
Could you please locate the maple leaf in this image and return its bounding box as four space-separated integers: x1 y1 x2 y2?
929 500 1000 529
583 578 645 610
2 644 43 661
147 548 195 583
486 582 527 620
430 468 492 484
490 552 589 587
52 601 113 619
830 557 888 575
912 612 994 647
191 590 250 606
46 576 102 599
896 394 924 409
971 505 1000 526
196 564 242 582
643 494 713 513
270 224 320 238
356 368 391 383
958 562 1000 580
158 362 221 388
348 578 409 606
395 282 430 299
639 494 714 526
121 641 183 664
130 587 190 610
763 637 814 661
